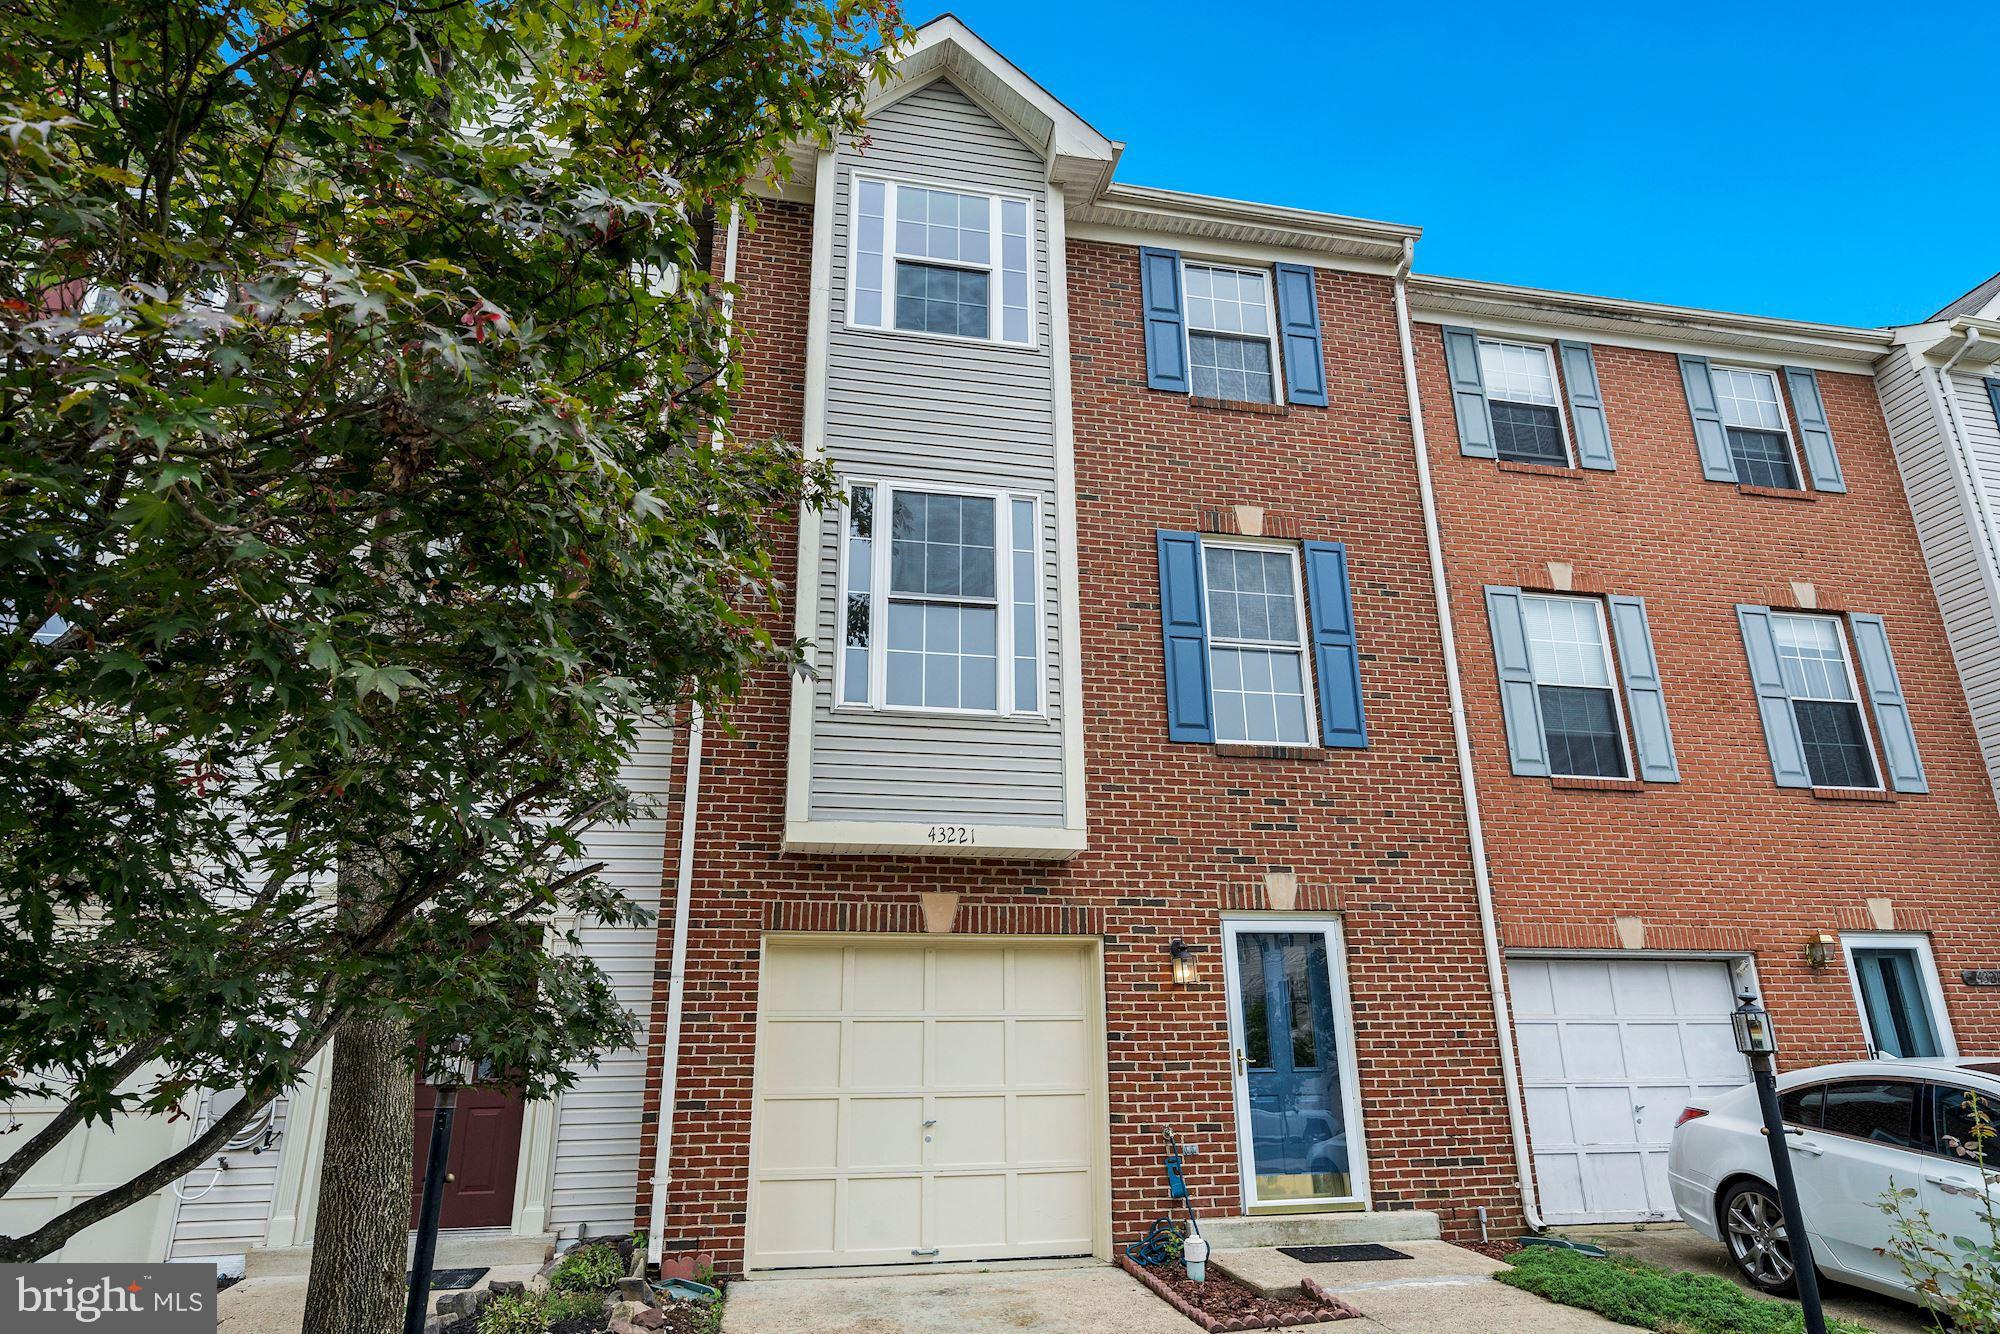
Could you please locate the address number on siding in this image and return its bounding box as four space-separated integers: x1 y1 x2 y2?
927 825 975 846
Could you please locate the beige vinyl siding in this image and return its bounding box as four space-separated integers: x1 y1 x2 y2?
167 1096 291 1263
809 77 1067 828
1878 348 2000 797
548 718 674 1242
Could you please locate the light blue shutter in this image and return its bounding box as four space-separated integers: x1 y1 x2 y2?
1302 541 1366 747
1849 613 1927 793
1607 595 1679 782
1484 587 1549 776
1736 605 1812 788
1443 327 1495 458
1140 248 1188 393
1274 263 1328 407
1559 341 1616 471
1986 377 2000 430
1783 367 1845 493
1680 354 1737 482
1157 530 1212 742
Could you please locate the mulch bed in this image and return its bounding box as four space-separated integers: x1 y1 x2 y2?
1458 1238 1524 1262
1120 1254 1358 1330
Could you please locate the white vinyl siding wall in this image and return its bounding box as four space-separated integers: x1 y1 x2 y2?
812 78 1067 828
166 1098 291 1261
1877 348 2000 799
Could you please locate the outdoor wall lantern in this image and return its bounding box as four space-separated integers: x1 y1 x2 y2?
1804 932 1837 969
1167 939 1197 987
1730 993 1778 1056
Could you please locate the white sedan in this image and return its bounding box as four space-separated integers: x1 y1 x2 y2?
1668 1057 1999 1301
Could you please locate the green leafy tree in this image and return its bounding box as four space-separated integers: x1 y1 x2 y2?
0 3 900 1321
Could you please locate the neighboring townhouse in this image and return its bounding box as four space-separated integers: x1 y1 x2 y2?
631 17 1528 1274
1409 278 2000 1229
1875 276 2000 803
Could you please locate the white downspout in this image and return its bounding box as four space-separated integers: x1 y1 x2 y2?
646 205 740 1265
1391 243 1543 1231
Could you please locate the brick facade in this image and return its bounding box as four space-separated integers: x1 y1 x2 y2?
1412 330 2000 1063
631 207 1527 1271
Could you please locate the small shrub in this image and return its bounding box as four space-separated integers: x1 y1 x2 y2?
1879 1089 2000 1333
476 1291 546 1334
541 1289 605 1323
548 1242 625 1293
690 1295 726 1334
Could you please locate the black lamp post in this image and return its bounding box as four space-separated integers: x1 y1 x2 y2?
404 1048 478 1334
1731 993 1825 1334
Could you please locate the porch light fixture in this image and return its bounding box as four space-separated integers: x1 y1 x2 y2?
1732 992 1828 1334
1168 939 1197 986
1804 932 1837 970
1730 993 1778 1056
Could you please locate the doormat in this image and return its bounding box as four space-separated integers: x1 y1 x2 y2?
418 1267 489 1290
1277 1244 1412 1263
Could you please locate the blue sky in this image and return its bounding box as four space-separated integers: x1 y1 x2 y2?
920 3 1998 328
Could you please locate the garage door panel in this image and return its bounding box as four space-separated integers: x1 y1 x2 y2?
1511 956 1749 1225
0 1080 182 1262
751 941 1100 1270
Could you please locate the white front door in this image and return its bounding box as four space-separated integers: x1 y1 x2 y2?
1221 919 1367 1210
1510 956 1749 1224
746 939 1101 1270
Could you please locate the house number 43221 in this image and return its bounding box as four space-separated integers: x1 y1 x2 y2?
927 825 975 846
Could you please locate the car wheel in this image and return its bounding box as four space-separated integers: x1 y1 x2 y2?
1720 1179 1798 1295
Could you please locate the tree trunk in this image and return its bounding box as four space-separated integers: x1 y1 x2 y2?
301 1010 414 1334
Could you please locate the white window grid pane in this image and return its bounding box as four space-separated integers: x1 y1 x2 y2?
889 492 997 601
1210 646 1312 745
894 186 990 265
1205 547 1300 646
1522 595 1612 688
1713 367 1786 431
884 601 997 710
1772 614 1854 701
1478 340 1559 406
1184 263 1270 337
1011 497 1038 711
854 180 886 326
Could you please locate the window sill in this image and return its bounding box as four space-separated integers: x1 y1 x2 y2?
1549 775 1647 792
1811 786 1896 803
1190 395 1289 417
1213 743 1326 762
1497 461 1585 480
1736 484 1817 502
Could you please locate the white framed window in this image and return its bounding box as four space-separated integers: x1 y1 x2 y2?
1840 933 1956 1060
834 479 1042 716
1769 612 1880 789
848 176 1033 346
1184 262 1280 404
1520 593 1632 779
1711 365 1802 490
1477 339 1571 466
1202 540 1316 745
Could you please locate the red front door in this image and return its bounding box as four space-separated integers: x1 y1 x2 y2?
410 1076 526 1230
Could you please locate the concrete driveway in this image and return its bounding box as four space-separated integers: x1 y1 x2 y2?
1553 1224 1931 1334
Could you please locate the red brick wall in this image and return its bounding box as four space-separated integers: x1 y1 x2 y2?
1413 329 2000 1062
631 206 1527 1271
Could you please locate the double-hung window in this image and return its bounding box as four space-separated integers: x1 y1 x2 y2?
1202 543 1317 745
1520 594 1630 779
1184 264 1280 404
1712 366 1800 490
1478 340 1569 465
1769 613 1878 789
850 177 1032 345
837 480 1041 715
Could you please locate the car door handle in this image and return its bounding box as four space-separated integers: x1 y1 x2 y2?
1788 1141 1824 1158
1928 1175 1982 1198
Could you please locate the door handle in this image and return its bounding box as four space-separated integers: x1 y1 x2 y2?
1787 1141 1824 1158
1235 1048 1246 1078
911 1248 939 1257
1928 1175 1981 1198
923 1119 937 1128
445 1172 456 1183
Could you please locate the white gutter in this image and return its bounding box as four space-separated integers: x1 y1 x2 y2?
1391 238 1543 1231
646 205 741 1265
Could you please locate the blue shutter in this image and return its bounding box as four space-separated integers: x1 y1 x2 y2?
1849 612 1927 793
1736 605 1812 788
1606 595 1679 782
1984 377 2000 433
1783 366 1846 493
1274 263 1328 407
1302 541 1366 747
1484 587 1549 776
1157 530 1212 742
1442 327 1495 458
1140 248 1188 393
1558 341 1616 471
1680 354 1737 482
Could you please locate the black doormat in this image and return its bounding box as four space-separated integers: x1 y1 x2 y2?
417 1267 489 1290
1277 1244 1412 1263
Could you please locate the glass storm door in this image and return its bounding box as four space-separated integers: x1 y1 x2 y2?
1222 920 1366 1209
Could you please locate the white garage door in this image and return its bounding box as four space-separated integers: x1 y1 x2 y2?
0 1092 184 1262
1510 956 1749 1224
748 940 1100 1269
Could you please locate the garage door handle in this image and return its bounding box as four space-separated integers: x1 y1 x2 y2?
912 1248 939 1257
